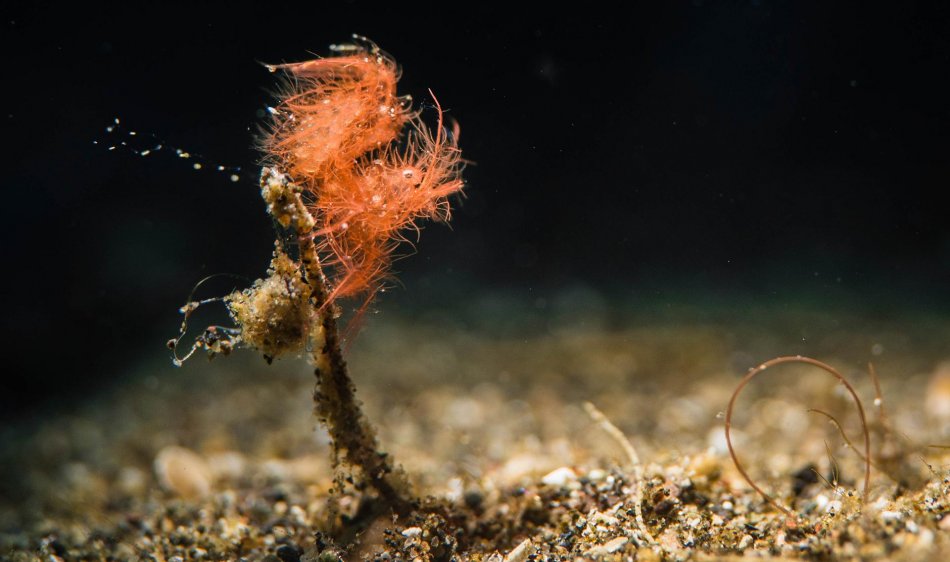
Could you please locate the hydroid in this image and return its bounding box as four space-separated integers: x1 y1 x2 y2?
171 38 464 514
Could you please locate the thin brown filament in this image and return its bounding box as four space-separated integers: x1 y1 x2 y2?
725 356 871 517
824 440 841 487
868 362 890 425
808 407 890 476
811 465 836 491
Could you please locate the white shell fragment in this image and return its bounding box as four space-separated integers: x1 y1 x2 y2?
154 446 212 499
584 536 628 557
503 538 533 562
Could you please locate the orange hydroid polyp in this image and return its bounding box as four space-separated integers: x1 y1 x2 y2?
263 39 464 320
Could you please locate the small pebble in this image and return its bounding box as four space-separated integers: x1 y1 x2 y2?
603 537 628 553
541 467 577 487
590 511 620 526
207 451 246 481
587 468 607 482
276 543 302 562
116 466 147 496
881 510 903 522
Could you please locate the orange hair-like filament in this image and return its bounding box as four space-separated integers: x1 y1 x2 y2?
263 42 464 330
263 50 407 179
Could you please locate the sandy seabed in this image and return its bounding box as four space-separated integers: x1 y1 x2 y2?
2 296 949 561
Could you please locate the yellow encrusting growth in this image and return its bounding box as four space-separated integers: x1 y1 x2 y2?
260 167 315 231
226 249 313 362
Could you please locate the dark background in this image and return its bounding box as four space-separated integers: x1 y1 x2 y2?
2 1 949 418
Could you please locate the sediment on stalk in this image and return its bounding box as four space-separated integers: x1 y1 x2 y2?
259 168 413 514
